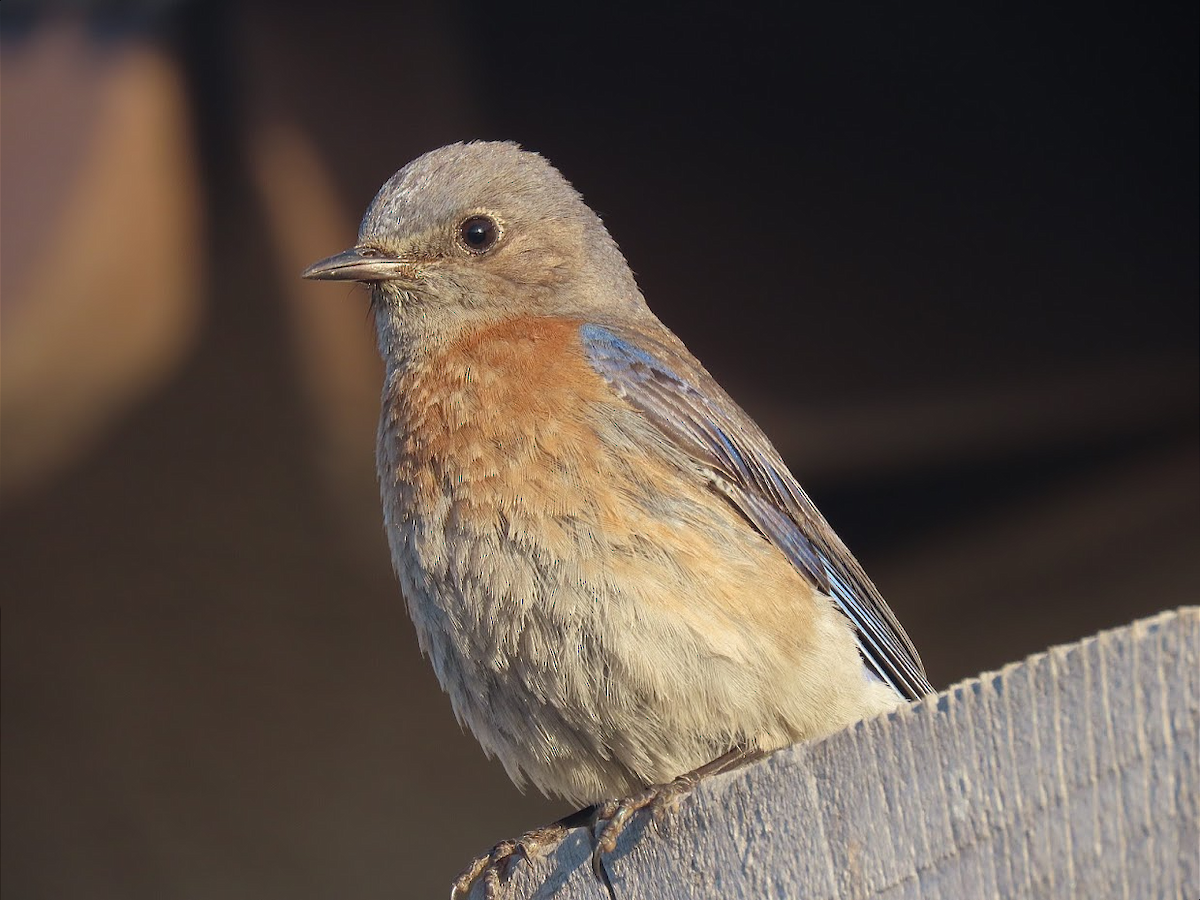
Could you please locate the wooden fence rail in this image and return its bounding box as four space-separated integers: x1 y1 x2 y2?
469 607 1198 900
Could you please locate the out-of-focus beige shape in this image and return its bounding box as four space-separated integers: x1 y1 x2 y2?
0 24 203 499
249 122 382 523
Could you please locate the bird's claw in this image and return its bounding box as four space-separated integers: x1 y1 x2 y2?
588 745 763 880
453 748 761 898
450 823 570 900
589 772 700 878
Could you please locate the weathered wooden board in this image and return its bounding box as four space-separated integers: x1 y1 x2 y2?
469 607 1199 900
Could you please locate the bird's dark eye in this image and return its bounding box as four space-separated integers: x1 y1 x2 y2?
459 215 499 253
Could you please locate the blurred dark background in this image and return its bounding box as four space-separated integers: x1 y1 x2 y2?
2 3 1197 897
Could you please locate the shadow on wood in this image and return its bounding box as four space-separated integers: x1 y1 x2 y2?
469 607 1198 899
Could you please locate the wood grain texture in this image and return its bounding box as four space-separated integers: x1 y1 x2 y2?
470 607 1199 900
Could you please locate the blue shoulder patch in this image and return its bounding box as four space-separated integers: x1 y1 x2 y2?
579 323 664 373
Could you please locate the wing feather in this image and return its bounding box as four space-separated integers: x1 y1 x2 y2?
581 323 934 701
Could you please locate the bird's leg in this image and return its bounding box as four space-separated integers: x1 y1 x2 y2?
450 805 598 900
590 744 766 877
451 746 765 898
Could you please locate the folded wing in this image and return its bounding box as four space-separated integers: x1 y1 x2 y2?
581 323 934 701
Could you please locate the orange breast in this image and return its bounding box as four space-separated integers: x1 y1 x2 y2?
383 317 623 553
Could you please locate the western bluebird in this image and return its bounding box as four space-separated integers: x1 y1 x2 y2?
303 141 934 895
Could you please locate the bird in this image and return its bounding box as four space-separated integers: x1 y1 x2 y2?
303 140 934 895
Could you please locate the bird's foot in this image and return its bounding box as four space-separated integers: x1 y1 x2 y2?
451 747 764 899
450 806 597 900
590 745 764 878
450 822 567 900
589 776 696 878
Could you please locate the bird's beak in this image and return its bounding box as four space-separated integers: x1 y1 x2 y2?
301 246 418 282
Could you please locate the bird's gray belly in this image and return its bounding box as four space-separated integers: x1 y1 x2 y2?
381 467 773 805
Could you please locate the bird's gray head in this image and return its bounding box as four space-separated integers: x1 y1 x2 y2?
303 142 645 334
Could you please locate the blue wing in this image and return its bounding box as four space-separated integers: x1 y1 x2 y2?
581 322 934 701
